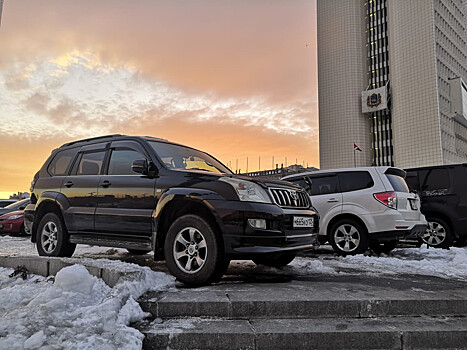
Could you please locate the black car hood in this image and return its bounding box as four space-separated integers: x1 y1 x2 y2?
224 174 301 190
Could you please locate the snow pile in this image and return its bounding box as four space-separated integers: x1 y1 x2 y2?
289 258 338 275
0 262 175 350
334 247 467 280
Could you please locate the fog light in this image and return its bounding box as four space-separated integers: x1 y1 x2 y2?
248 219 266 229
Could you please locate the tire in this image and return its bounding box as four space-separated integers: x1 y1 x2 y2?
329 219 369 255
36 213 76 257
164 214 224 286
369 240 398 254
127 249 151 255
252 253 296 268
422 217 453 248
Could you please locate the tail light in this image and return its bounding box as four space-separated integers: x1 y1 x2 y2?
373 191 397 209
30 172 39 193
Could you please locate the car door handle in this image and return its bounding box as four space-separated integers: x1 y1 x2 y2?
327 198 339 203
64 181 74 188
100 180 111 188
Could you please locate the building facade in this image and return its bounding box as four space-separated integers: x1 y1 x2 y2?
318 0 467 170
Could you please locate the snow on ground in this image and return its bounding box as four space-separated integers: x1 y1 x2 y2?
0 262 175 350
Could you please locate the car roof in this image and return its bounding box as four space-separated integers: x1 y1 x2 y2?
282 166 394 180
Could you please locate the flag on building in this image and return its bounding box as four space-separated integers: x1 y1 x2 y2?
354 143 362 152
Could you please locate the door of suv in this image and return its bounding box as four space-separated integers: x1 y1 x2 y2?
95 140 156 236
61 143 108 232
306 173 342 235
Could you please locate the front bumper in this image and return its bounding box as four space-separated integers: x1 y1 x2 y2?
208 200 319 257
0 219 23 235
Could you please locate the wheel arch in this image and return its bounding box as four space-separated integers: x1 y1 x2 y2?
153 195 223 260
326 213 369 239
31 197 67 243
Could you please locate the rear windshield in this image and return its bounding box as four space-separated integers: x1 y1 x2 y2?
386 174 409 193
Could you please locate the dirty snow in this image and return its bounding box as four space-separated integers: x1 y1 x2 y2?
0 262 175 350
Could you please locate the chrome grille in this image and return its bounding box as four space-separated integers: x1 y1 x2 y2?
269 188 310 208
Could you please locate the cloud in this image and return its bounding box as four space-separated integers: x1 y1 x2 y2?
0 51 317 140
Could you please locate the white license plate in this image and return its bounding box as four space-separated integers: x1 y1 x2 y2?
293 216 314 228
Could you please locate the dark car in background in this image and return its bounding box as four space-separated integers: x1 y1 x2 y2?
0 199 30 216
405 163 467 248
0 210 27 236
25 134 319 285
0 199 17 208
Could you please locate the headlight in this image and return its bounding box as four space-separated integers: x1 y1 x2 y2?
7 214 23 220
220 177 272 203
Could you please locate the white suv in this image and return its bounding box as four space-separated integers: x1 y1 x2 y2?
283 167 427 255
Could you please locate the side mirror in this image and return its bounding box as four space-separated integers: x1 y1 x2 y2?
132 159 149 175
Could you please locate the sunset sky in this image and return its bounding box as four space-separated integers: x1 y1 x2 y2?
0 0 318 198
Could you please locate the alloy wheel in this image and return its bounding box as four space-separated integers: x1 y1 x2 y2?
422 221 446 246
173 227 207 274
41 221 58 253
334 224 360 253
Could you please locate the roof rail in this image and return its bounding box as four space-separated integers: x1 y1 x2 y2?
61 134 123 147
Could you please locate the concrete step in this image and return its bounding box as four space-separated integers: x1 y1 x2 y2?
138 316 467 350
139 278 467 319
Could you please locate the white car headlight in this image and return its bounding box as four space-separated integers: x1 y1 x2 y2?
7 214 23 220
220 177 272 203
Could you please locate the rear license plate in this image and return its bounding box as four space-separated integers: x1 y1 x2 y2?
293 216 314 228
409 200 418 210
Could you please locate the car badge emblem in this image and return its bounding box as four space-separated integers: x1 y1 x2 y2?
290 191 298 201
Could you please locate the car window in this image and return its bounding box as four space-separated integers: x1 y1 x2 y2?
108 149 146 175
309 175 339 195
386 174 409 192
338 171 374 192
421 168 450 190
47 148 78 176
287 177 312 195
405 171 419 192
76 151 106 175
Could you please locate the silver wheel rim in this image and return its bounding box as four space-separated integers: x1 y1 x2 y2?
41 221 58 253
334 224 360 253
422 221 446 246
173 227 207 274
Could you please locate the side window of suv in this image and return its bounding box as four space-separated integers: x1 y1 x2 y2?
75 151 106 175
108 149 146 175
421 169 450 190
47 148 78 176
309 175 339 195
338 171 374 192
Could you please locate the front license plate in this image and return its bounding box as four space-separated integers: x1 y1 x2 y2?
293 216 314 228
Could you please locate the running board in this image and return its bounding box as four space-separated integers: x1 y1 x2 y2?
69 234 152 250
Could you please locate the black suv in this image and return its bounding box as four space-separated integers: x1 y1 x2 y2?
25 135 318 284
405 163 467 248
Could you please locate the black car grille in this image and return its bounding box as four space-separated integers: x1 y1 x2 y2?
269 188 310 208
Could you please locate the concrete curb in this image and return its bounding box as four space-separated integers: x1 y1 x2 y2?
0 256 140 287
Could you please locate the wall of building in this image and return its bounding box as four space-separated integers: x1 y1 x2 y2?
387 0 444 168
317 0 372 169
433 0 467 163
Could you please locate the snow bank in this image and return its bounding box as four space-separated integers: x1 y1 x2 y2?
0 261 175 350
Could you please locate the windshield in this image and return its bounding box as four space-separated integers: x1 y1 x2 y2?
149 141 232 174
5 199 30 209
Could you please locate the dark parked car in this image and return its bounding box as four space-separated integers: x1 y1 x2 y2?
0 199 16 208
405 163 467 248
25 135 319 285
0 210 27 236
0 199 30 216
